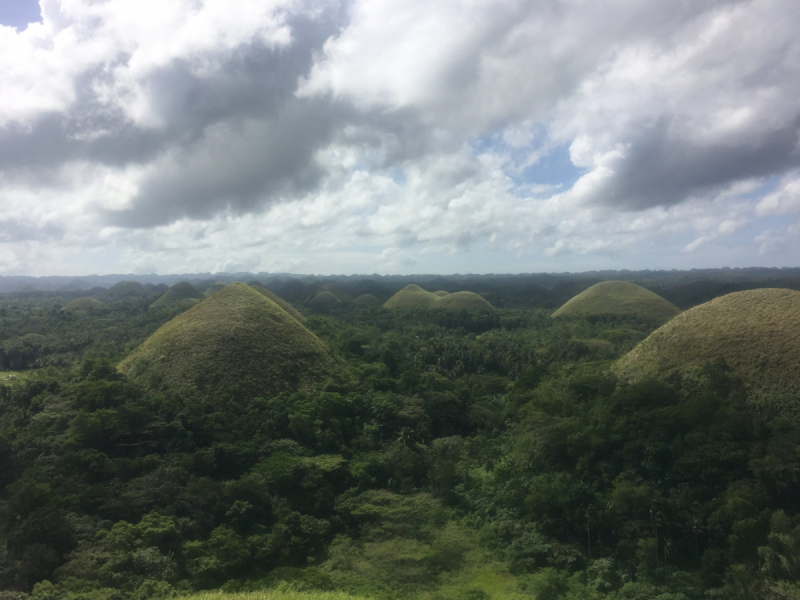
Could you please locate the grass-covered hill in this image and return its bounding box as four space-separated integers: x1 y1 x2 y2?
433 290 449 297
150 281 204 308
310 290 343 312
383 284 494 311
119 283 331 398
60 296 107 313
311 283 353 303
353 293 380 305
434 291 494 311
203 282 227 297
615 288 800 411
551 280 680 322
251 284 306 322
98 280 157 302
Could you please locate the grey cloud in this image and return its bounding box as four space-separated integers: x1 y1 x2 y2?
601 117 800 211
0 219 64 242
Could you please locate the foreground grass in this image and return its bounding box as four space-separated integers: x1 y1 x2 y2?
182 592 369 600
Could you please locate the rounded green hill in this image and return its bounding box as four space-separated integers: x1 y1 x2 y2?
310 291 342 312
383 284 494 310
312 283 352 303
615 288 800 411
552 281 680 322
433 290 449 297
251 284 306 322
119 283 331 398
61 297 107 313
353 294 380 305
150 281 204 308
434 291 493 310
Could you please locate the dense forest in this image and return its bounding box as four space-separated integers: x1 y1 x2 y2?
0 272 798 600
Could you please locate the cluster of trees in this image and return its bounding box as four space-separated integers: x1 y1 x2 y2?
0 293 797 599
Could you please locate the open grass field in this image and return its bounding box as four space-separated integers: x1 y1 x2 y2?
615 288 800 411
552 280 680 322
120 283 331 398
383 285 494 311
150 281 204 308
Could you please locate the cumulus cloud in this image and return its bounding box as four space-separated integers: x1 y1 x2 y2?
0 0 799 274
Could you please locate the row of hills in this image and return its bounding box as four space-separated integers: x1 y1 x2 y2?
53 275 800 416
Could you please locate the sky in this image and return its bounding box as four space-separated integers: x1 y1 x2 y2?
0 0 799 276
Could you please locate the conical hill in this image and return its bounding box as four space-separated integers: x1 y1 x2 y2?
150 281 204 309
99 281 155 302
383 284 494 310
552 281 680 323
615 289 800 411
62 297 107 313
353 294 380 306
119 283 331 398
251 284 306 322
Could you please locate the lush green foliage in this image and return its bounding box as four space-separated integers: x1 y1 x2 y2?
552 282 680 323
0 278 798 600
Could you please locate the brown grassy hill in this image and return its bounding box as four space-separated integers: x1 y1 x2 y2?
615 288 800 412
552 281 680 323
150 281 204 308
383 285 494 310
119 283 330 399
251 284 306 322
61 297 107 313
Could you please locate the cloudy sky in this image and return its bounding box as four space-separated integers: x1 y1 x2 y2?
0 0 799 276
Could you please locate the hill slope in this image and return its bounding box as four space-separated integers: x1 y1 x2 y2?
552 280 680 322
150 281 204 308
615 288 800 411
251 284 306 322
120 283 330 398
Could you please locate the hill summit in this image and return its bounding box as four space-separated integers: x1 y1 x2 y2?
615 288 800 412
119 283 331 398
383 284 493 310
552 281 680 322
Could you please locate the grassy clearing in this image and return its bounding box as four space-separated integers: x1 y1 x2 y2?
383 285 494 311
615 288 800 411
0 370 36 385
150 281 204 308
552 280 680 322
120 283 331 398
